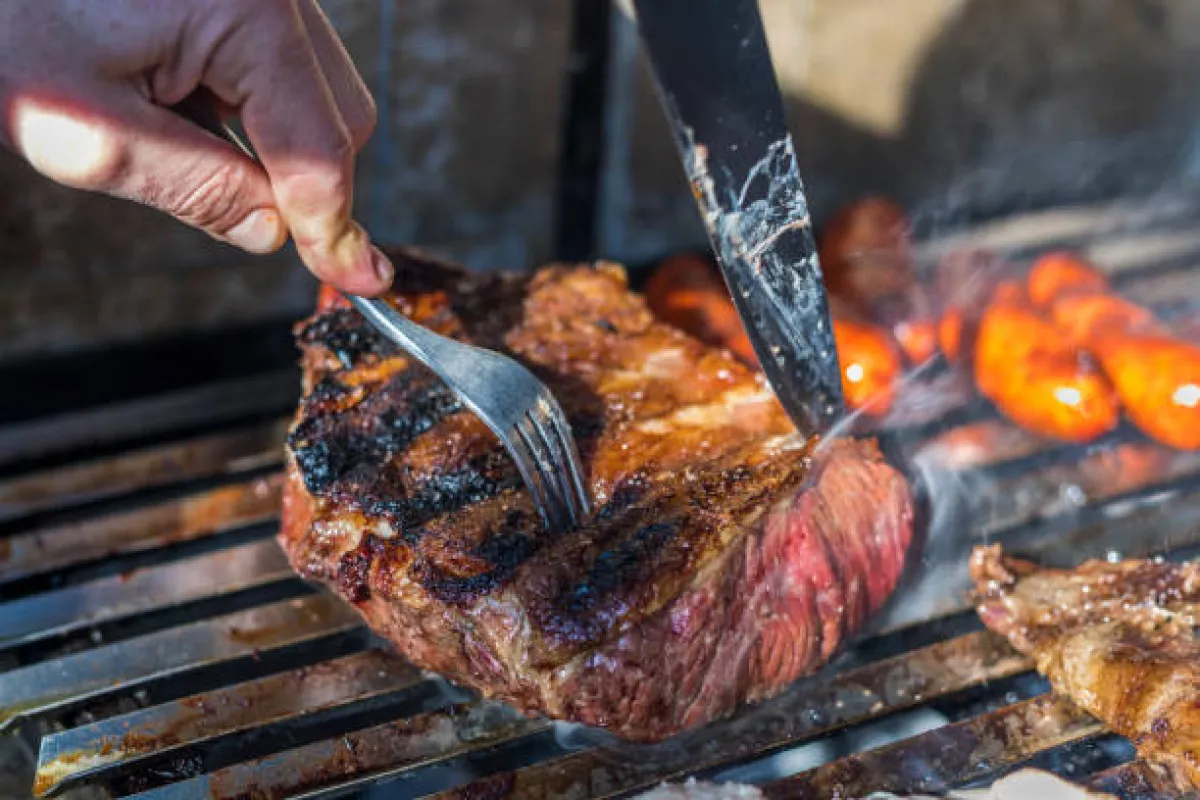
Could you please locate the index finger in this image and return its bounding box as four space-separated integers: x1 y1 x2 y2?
208 4 391 295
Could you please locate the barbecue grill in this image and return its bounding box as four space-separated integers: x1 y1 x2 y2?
5 3 1200 798
3 190 1200 800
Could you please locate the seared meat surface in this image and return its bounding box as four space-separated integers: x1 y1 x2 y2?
281 250 914 741
972 545 1200 788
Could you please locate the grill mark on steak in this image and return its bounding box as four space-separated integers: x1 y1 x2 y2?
280 253 914 740
564 521 678 613
363 450 520 528
523 454 808 655
287 368 462 499
412 509 542 604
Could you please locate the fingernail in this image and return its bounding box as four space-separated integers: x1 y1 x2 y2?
227 209 285 254
370 246 394 289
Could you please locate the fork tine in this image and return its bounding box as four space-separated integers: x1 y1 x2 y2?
531 399 588 525
526 408 579 528
541 398 592 518
512 423 566 532
504 427 558 531
345 294 590 528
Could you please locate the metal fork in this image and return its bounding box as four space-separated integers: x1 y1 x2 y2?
349 297 591 530
171 92 592 530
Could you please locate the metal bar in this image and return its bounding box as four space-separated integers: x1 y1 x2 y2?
0 370 297 471
0 592 362 734
121 703 549 800
992 471 1200 559
0 419 288 526
0 539 292 652
553 0 612 262
760 695 1102 799
34 649 425 797
0 474 282 586
422 631 1030 800
911 192 1200 265
875 480 1200 635
971 449 1200 541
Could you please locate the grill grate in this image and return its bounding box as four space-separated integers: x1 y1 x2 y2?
6 195 1200 800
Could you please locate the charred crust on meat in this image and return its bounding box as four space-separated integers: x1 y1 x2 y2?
288 369 462 500
563 521 678 613
1151 716 1172 742
413 509 540 604
301 376 363 417
297 309 390 368
597 473 652 520
362 451 519 529
337 542 375 603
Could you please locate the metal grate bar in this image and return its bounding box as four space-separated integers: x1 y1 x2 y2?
0 539 292 653
760 694 1101 799
1087 229 1200 280
0 475 282 588
122 703 550 800
925 443 1200 544
422 631 1031 800
875 480 1200 636
0 419 287 527
911 193 1200 265
0 370 297 472
34 649 426 797
0 593 362 734
993 473 1200 562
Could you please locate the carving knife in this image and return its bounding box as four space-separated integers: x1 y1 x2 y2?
632 0 844 437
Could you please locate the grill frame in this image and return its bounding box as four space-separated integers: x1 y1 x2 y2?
5 194 1200 799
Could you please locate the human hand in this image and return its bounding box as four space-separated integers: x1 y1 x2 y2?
0 0 392 296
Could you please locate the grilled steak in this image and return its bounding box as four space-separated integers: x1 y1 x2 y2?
280 250 914 741
971 545 1200 789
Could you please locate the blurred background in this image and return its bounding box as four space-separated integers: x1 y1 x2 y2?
1 0 1198 366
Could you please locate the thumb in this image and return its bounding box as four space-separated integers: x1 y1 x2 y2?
9 86 286 254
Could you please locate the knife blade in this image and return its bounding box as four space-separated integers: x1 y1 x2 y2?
631 0 844 437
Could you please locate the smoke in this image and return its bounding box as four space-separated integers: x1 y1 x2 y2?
875 424 982 630
860 191 1200 629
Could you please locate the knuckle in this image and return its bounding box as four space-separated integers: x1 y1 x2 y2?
278 151 352 215
15 105 129 191
330 123 355 162
167 162 252 233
